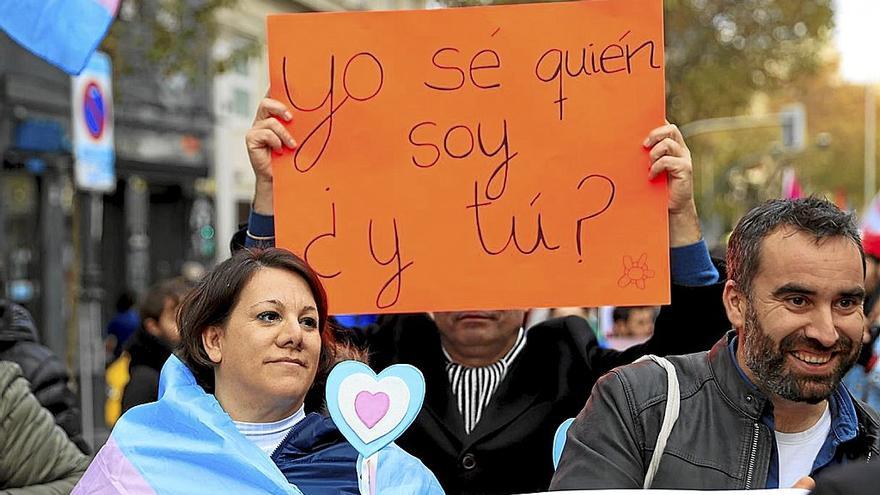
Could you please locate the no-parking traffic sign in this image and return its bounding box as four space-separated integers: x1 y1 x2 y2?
72 51 115 192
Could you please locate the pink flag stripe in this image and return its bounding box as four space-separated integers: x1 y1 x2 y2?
94 0 120 15
72 437 156 495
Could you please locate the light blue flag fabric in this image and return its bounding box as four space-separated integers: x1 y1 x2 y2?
356 448 446 495
74 355 302 494
73 355 445 494
0 0 119 74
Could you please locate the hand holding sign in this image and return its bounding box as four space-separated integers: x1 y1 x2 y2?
643 123 700 248
248 102 699 306
247 97 297 215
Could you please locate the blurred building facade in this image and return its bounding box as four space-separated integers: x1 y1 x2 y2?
0 31 213 355
0 8 218 446
0 35 77 358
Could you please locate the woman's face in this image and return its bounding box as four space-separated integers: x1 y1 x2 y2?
203 267 322 422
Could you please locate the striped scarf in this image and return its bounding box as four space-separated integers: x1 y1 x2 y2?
443 328 527 434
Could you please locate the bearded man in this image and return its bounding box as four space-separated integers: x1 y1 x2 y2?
551 197 880 491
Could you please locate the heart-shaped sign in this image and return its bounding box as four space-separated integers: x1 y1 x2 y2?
326 361 426 458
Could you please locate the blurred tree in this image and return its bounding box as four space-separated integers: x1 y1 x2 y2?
443 0 834 125
100 0 259 80
686 59 879 242
664 0 833 124
774 59 878 208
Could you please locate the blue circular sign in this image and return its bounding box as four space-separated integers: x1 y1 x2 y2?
83 81 105 140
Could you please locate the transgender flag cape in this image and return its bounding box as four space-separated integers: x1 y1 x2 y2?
73 356 444 495
73 355 303 495
0 0 119 74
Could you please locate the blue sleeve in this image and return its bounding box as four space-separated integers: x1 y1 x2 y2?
670 239 719 287
244 210 276 249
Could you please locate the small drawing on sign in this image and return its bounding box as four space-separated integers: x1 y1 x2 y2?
618 253 654 289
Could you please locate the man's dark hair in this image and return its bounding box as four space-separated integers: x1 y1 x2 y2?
726 197 864 295
176 248 336 395
139 278 193 323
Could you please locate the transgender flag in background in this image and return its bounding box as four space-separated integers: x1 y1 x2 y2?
781 166 803 200
0 0 120 74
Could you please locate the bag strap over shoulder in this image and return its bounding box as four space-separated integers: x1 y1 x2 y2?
634 354 680 489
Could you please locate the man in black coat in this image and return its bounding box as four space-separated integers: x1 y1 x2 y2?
233 98 730 493
0 298 89 454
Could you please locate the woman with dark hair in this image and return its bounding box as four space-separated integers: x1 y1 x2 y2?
73 248 443 495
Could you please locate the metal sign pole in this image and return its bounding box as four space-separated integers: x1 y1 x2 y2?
77 191 104 449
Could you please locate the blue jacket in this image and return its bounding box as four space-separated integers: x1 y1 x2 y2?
272 412 362 493
274 412 445 494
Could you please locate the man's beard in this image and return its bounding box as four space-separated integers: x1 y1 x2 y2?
742 302 861 404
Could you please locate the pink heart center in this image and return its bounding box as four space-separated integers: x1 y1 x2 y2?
355 391 390 429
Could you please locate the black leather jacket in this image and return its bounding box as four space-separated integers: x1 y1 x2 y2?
551 332 880 490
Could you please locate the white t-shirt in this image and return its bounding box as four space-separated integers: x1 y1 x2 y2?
775 403 831 488
234 405 306 456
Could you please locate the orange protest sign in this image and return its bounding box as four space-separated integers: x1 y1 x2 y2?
267 0 668 315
